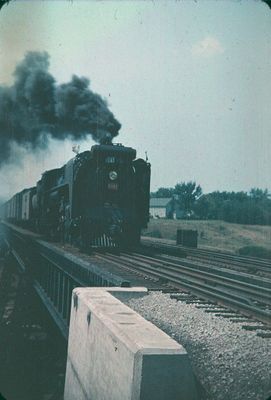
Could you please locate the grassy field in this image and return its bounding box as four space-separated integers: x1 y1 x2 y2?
143 219 271 254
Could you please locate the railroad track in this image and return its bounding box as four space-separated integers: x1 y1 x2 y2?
95 250 271 326
2 224 270 330
141 237 271 277
186 248 271 276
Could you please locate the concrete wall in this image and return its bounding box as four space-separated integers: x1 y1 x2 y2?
64 287 199 400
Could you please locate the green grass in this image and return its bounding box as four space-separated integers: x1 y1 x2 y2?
143 219 271 254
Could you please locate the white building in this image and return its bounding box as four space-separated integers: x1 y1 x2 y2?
149 198 174 218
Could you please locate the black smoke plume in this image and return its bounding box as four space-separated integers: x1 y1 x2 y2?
0 51 121 165
0 1 10 11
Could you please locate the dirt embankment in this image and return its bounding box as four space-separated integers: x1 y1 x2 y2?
143 219 271 254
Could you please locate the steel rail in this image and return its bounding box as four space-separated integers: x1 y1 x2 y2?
141 237 271 266
107 252 271 305
129 252 271 290
98 252 271 325
141 238 271 275
187 247 271 266
186 252 271 275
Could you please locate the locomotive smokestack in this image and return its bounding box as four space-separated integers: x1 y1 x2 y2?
0 51 121 166
100 132 114 145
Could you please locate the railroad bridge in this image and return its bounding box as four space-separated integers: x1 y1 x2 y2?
0 221 199 400
1 221 271 400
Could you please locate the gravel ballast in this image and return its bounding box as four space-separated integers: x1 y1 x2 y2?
125 292 271 400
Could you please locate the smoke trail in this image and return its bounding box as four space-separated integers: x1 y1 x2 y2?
0 1 10 11
0 51 121 165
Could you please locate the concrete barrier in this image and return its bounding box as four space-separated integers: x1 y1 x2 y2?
64 287 199 400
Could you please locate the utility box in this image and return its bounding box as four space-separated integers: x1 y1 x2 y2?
176 229 198 248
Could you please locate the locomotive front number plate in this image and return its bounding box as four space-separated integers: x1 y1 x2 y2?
108 183 118 190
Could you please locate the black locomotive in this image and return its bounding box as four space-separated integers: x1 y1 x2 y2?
3 143 151 249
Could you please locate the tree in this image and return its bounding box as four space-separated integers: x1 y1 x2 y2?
174 181 202 215
194 188 271 225
249 188 269 201
194 194 219 219
151 184 271 225
151 187 174 198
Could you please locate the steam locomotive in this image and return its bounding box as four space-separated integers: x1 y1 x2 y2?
2 143 151 249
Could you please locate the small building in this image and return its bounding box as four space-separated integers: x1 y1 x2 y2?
150 197 189 219
149 198 174 218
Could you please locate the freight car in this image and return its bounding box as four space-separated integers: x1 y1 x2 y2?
2 143 151 249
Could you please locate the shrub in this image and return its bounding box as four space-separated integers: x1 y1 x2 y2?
238 246 271 260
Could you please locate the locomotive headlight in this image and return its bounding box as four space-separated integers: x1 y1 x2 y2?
109 171 118 181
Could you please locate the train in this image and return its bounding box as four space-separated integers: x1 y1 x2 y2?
1 143 151 249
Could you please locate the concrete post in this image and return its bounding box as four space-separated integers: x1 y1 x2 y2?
64 287 199 400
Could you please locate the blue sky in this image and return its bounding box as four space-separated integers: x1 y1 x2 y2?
0 0 270 198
